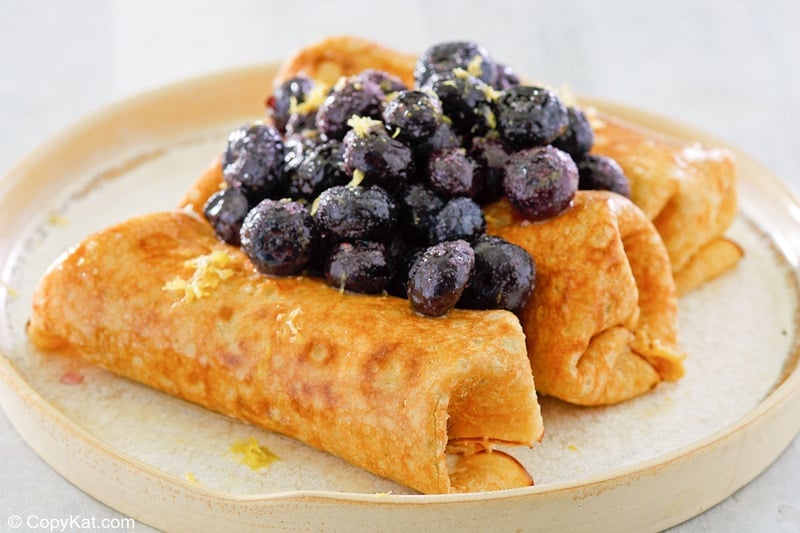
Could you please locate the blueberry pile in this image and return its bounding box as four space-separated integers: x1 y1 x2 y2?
204 41 630 317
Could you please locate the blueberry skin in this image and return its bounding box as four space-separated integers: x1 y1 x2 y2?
289 139 349 200
426 147 479 198
494 86 569 150
414 41 498 87
428 73 495 137
397 183 445 243
222 123 285 201
469 136 510 205
240 199 317 276
283 129 324 177
342 127 415 192
503 145 579 221
313 185 397 244
353 69 408 94
577 154 631 198
459 235 536 314
492 63 520 90
203 188 250 245
382 90 443 144
316 78 384 140
268 76 314 133
552 107 595 159
325 241 393 294
407 240 475 317
429 197 486 244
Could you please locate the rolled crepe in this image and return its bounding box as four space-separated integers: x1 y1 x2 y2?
485 192 685 405
27 210 543 494
589 113 741 294
271 35 741 293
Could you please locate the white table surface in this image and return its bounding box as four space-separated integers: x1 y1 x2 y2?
1 1 798 531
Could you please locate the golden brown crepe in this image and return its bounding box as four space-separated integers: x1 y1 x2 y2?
275 35 417 89
272 35 741 293
27 210 543 494
485 192 685 405
589 113 741 294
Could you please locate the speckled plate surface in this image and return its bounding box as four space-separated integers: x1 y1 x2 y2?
0 65 798 532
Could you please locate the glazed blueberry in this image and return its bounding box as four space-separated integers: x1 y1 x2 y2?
426 147 479 197
285 110 320 135
222 123 285 201
283 129 324 177
382 90 443 144
342 117 415 191
353 69 408 95
267 76 314 133
316 77 384 140
397 183 446 243
577 154 631 197
202 188 250 245
459 235 535 314
492 63 520 91
414 121 462 167
429 197 486 244
552 107 595 159
414 41 497 87
289 139 349 200
240 199 317 276
504 145 579 220
494 86 569 150
313 185 397 243
325 241 393 294
407 240 475 316
428 72 496 137
470 136 510 204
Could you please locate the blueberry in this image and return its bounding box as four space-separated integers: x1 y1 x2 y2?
382 90 443 144
492 63 520 91
415 41 497 88
240 199 317 276
577 154 631 197
552 107 595 159
428 72 496 137
494 86 569 150
414 120 463 168
325 241 393 294
429 197 486 244
397 183 446 243
222 123 285 201
316 77 384 140
353 69 408 95
426 147 479 197
283 129 323 177
267 76 314 133
459 235 535 314
202 188 250 245
469 136 510 204
504 145 578 220
285 111 320 135
342 117 415 191
289 139 349 200
407 240 475 316
313 185 397 243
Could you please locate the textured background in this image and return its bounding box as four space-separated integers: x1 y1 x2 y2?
1 0 798 531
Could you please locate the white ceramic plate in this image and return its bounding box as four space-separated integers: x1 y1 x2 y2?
0 65 798 532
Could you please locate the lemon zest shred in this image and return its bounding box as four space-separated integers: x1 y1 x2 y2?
348 169 365 188
292 84 329 115
347 115 383 137
163 250 234 302
466 55 483 78
230 437 279 471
